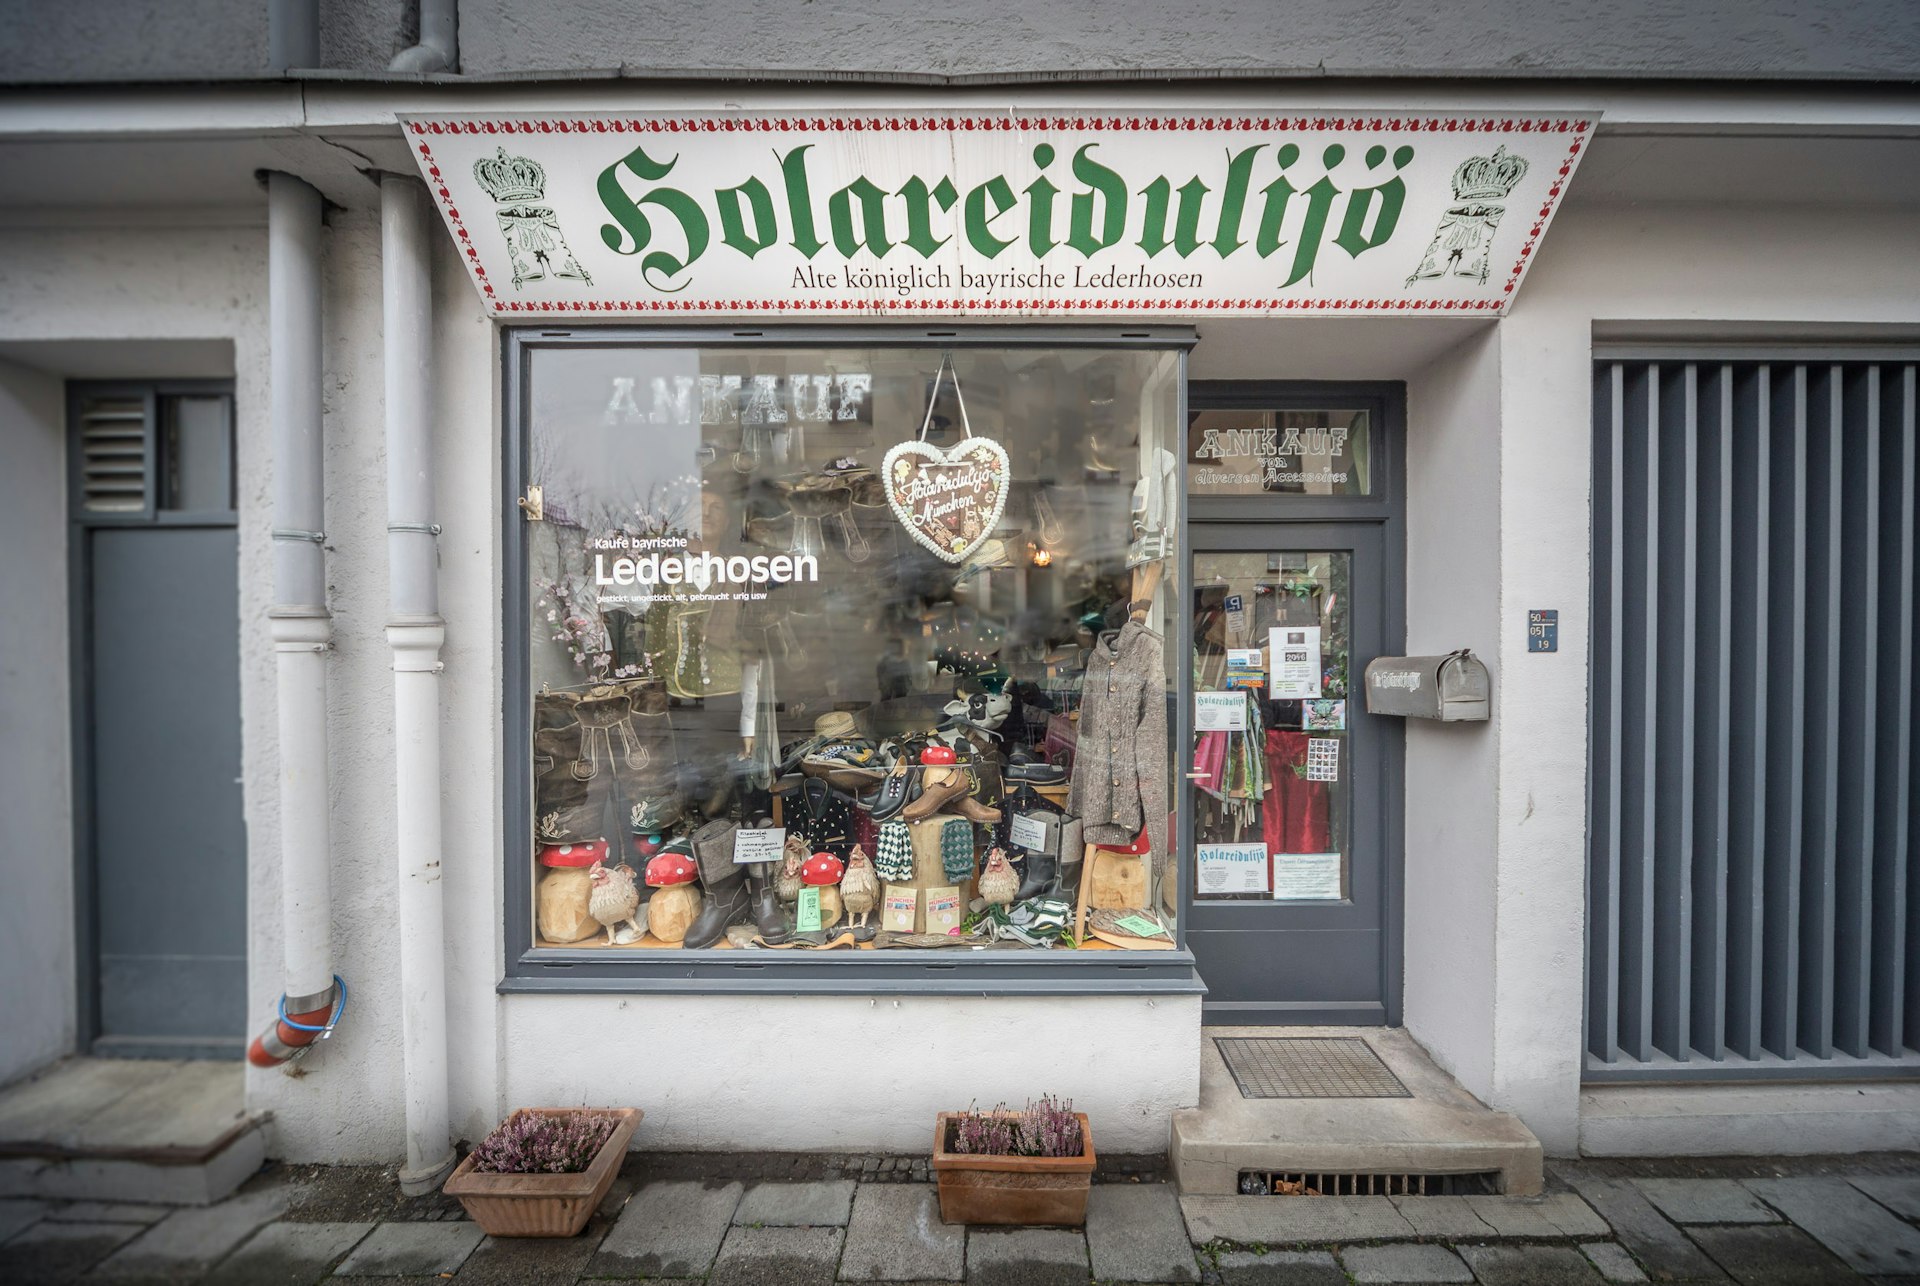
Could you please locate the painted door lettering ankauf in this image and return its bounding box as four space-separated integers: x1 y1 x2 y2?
405 111 1594 317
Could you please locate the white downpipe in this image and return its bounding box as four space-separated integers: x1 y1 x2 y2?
252 171 341 1069
382 174 455 1194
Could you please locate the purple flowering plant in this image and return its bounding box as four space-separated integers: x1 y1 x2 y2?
949 1095 1083 1158
470 1109 619 1175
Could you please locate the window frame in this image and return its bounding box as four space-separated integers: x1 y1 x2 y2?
499 324 1206 996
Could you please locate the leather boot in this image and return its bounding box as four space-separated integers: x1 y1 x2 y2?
746 866 790 944
683 869 750 948
1015 847 1058 900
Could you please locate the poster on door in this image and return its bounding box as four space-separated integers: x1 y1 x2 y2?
1272 852 1343 901
1197 842 1270 895
1269 625 1322 699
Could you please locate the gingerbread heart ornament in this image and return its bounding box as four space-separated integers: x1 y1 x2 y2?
883 436 1011 564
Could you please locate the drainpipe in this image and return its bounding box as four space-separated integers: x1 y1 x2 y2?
390 0 457 72
268 0 319 71
249 172 344 1069
382 174 456 1195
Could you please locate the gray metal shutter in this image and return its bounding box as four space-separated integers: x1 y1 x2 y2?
1589 356 1918 1078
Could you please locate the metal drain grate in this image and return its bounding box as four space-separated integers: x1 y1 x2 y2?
1215 1037 1412 1099
1238 1170 1499 1197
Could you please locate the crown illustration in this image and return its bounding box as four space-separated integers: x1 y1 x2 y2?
473 147 547 204
1451 145 1528 203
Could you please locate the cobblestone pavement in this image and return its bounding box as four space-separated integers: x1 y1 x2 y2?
4 1152 1920 1284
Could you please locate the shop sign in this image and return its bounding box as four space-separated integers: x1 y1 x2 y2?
403 110 1594 318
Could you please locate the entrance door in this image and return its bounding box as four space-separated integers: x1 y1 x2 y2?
1182 385 1403 1024
71 384 246 1058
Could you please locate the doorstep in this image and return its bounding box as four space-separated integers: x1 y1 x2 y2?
1171 1026 1544 1196
0 1058 267 1205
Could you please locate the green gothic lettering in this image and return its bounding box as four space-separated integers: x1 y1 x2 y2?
1332 144 1414 261
776 145 827 259
828 176 893 259
716 177 777 258
596 144 709 293
1025 144 1060 257
1066 144 1127 256
964 175 1019 259
897 175 959 256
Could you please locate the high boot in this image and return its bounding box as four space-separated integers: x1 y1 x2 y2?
1015 847 1058 901
746 865 790 944
683 869 751 948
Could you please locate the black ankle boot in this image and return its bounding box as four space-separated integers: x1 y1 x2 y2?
746 867 790 943
683 871 750 948
1015 847 1058 901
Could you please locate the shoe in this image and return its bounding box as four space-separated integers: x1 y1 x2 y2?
1015 847 1058 900
860 763 916 821
683 870 750 948
745 869 790 944
951 793 1003 824
901 766 969 821
1006 748 1066 786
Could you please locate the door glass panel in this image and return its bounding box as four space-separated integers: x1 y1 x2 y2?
1190 551 1352 901
1188 408 1371 495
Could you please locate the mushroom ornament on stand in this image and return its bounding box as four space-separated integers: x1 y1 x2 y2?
587 860 646 945
643 842 702 943
841 844 881 940
800 851 846 929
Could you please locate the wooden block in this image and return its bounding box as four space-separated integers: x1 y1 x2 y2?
1088 850 1147 910
536 867 601 944
647 884 701 943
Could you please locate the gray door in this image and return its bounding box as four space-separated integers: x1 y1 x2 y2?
72 385 245 1058
1182 384 1405 1025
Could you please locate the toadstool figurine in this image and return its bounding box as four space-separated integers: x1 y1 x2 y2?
643 842 701 943
800 851 846 929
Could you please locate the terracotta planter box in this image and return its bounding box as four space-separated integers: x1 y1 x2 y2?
930 1112 1096 1227
444 1107 641 1237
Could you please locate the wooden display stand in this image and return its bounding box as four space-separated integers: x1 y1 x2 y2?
1072 843 1148 945
881 814 977 934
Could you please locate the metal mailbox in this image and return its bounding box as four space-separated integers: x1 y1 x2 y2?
1363 649 1491 722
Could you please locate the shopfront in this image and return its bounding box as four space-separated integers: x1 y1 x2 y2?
409 110 1572 1015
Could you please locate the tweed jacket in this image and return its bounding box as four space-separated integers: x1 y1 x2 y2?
1067 621 1169 874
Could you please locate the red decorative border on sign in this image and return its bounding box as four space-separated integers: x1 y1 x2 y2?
409 115 1589 318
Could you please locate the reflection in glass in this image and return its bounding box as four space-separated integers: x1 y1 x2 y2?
524 344 1181 955
1187 409 1370 496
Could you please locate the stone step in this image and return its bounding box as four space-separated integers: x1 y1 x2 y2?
0 1058 267 1205
1172 1026 1544 1196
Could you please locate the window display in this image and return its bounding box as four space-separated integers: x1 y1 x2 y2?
521 339 1181 954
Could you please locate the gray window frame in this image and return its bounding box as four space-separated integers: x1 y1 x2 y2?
499 324 1207 996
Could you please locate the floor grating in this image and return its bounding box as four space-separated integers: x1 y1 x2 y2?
1215 1036 1412 1099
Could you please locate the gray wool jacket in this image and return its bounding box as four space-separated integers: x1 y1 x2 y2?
1067 621 1170 875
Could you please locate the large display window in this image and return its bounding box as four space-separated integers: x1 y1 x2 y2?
506 330 1190 978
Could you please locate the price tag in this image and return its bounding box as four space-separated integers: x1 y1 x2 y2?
796 886 822 932
1008 812 1049 851
1195 691 1248 732
733 826 786 864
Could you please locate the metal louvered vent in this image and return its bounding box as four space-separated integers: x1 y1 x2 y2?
1590 357 1919 1077
77 397 148 513
1238 1170 1499 1197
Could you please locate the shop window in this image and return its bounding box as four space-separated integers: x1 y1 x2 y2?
518 338 1183 959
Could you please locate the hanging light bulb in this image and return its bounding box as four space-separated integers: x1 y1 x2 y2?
1030 544 1053 568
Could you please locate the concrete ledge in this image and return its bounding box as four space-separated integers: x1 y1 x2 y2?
1579 1081 1920 1156
0 1122 267 1205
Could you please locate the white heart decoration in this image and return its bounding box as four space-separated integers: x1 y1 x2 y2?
882 435 1012 564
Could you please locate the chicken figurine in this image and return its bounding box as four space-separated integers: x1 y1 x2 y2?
977 846 1020 909
587 860 646 946
841 844 881 938
775 833 808 905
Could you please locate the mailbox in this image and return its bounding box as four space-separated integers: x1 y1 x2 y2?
1364 650 1491 722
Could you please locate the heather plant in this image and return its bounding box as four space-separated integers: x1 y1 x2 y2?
471 1109 619 1174
950 1095 1083 1158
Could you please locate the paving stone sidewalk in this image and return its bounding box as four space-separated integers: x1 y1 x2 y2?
5 1153 1920 1284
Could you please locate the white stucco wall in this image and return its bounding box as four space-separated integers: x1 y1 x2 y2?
0 356 73 1086
1401 327 1502 1101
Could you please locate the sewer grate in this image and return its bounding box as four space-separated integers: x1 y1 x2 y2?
1214 1037 1412 1099
1238 1169 1499 1197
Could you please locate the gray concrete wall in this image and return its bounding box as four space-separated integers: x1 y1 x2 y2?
0 356 74 1086
3 0 1918 84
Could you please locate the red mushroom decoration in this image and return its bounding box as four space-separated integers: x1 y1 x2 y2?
920 744 957 766
800 851 846 929
539 839 609 869
643 843 701 943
